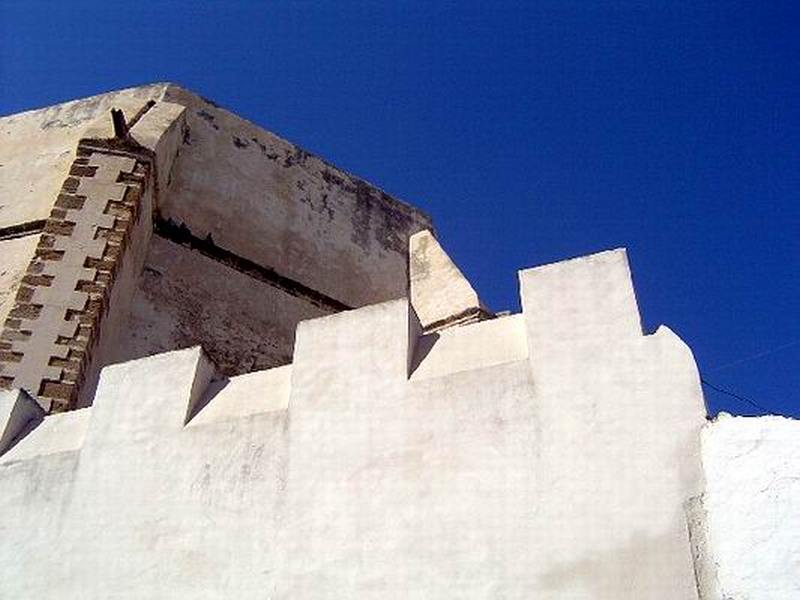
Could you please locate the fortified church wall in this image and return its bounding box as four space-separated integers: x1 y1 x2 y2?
0 86 797 599
0 85 432 409
1 247 709 598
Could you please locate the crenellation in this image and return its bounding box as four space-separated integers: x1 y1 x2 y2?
188 364 292 427
0 403 90 464
409 313 528 381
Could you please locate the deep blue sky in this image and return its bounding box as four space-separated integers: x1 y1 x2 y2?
1 2 797 417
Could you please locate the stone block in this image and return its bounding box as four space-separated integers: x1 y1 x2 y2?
1 308 76 396
409 229 488 331
129 101 186 202
129 101 185 153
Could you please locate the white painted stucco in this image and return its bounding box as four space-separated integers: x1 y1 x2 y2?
0 249 716 598
697 414 800 599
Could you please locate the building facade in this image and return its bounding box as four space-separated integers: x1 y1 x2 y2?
0 86 797 598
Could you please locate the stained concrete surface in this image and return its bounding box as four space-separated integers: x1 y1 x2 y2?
160 84 432 308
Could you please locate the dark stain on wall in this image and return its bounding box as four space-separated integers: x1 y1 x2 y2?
196 110 219 130
283 147 310 168
320 169 420 254
154 216 352 312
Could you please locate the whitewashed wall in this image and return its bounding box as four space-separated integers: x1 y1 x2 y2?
0 249 709 598
696 414 800 599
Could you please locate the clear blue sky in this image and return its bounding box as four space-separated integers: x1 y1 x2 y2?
1 1 797 417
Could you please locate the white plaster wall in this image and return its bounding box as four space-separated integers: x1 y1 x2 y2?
0 250 708 598
276 250 705 598
410 313 527 380
0 402 89 595
517 249 705 598
699 414 800 599
1 348 289 599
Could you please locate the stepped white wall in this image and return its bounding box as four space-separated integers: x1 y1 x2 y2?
0 249 714 598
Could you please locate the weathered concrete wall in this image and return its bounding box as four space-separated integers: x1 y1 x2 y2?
160 85 432 307
0 249 708 598
697 414 800 599
2 83 432 309
114 235 329 375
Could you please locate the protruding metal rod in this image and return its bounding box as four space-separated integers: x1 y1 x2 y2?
111 108 128 139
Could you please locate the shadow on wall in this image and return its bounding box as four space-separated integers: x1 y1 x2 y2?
408 331 440 376
536 530 693 599
184 376 229 424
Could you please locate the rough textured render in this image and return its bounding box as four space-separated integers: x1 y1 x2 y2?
0 249 710 598
410 229 491 331
695 414 800 599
